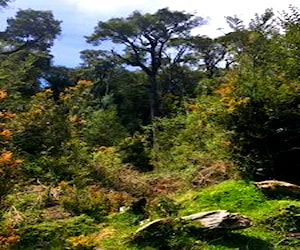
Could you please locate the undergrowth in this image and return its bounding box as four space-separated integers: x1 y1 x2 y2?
1 180 300 249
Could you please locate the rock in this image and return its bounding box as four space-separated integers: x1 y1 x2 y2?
255 180 300 196
119 206 129 213
132 218 173 242
180 210 251 230
133 210 251 241
135 218 167 235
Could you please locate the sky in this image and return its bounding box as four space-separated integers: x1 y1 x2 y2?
0 0 299 67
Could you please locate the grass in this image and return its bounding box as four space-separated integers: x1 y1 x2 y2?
2 179 300 249
172 179 300 250
176 180 267 215
91 180 300 249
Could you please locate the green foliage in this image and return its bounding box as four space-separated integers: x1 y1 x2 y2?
89 146 124 185
1 5 300 250
4 9 61 52
212 9 300 180
15 215 97 249
147 196 180 218
60 185 108 221
12 89 70 155
82 108 128 147
90 147 150 197
87 8 205 49
0 150 20 201
177 180 266 215
0 53 39 104
42 66 74 100
147 98 235 187
114 71 151 131
119 134 153 172
22 138 91 182
263 205 300 233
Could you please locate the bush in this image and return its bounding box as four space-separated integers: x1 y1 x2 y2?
263 205 300 233
82 108 128 147
15 215 97 249
119 134 153 172
90 147 151 197
147 99 235 186
147 196 180 218
12 90 70 156
21 138 91 183
60 185 108 222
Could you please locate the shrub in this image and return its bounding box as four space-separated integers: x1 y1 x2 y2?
21 138 91 183
263 205 300 233
147 196 180 218
90 147 151 197
60 185 108 222
15 215 97 249
82 108 128 147
119 134 153 172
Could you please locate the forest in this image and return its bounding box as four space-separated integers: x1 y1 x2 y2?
1 0 300 249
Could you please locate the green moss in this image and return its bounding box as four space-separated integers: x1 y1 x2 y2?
168 180 300 250
177 180 266 215
4 180 300 249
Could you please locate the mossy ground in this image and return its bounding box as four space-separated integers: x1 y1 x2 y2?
1 179 300 249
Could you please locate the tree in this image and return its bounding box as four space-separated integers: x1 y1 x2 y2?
176 36 227 78
87 8 205 119
0 0 11 8
0 9 61 55
214 8 300 182
80 49 121 97
0 9 62 97
42 66 74 100
219 9 277 71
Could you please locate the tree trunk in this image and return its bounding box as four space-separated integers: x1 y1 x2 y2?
148 74 160 119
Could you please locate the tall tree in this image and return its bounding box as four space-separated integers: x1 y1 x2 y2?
0 9 62 97
42 66 74 100
214 8 300 181
86 8 205 119
80 49 121 97
0 0 11 8
186 36 227 77
0 9 61 55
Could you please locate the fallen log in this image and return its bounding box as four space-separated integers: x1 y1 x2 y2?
255 180 300 196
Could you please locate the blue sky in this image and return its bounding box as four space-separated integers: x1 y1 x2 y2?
0 0 299 67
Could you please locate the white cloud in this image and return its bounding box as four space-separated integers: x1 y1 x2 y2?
64 0 298 15
64 0 156 13
62 0 299 33
13 0 297 66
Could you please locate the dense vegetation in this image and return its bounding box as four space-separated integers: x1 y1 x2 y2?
0 2 300 249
